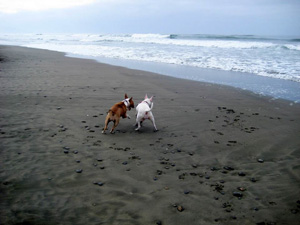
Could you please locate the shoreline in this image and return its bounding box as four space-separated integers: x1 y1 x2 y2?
1 45 300 225
67 53 300 103
2 39 300 102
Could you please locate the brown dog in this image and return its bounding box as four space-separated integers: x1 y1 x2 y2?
102 94 134 134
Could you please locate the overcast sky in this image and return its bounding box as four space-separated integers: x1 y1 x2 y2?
0 0 299 35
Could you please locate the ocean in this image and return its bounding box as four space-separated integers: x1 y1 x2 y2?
1 33 300 102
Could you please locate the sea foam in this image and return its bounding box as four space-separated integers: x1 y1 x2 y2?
1 33 300 101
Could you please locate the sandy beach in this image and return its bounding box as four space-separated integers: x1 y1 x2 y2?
1 45 300 225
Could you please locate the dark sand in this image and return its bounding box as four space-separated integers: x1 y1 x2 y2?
1 45 300 225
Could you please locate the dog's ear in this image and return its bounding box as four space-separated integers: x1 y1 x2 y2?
129 97 133 100
150 96 153 101
125 93 128 99
145 94 148 99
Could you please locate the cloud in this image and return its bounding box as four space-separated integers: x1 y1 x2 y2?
0 0 299 35
0 0 98 13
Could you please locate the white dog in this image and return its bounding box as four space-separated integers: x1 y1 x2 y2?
135 94 158 132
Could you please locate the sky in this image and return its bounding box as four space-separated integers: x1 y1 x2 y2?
0 0 299 35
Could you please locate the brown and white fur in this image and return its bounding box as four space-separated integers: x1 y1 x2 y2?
135 94 158 132
102 94 134 134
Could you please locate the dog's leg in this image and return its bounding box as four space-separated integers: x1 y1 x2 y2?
135 113 143 130
133 113 138 127
149 114 158 131
134 119 144 127
110 118 120 134
102 115 110 134
135 116 141 130
135 121 141 131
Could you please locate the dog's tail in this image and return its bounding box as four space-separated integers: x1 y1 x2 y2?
146 102 153 112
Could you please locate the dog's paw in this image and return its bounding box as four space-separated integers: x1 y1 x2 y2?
154 129 158 132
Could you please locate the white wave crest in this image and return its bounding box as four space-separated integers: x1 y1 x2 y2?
2 33 299 83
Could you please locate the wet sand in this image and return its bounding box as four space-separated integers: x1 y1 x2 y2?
1 45 300 225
